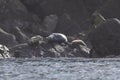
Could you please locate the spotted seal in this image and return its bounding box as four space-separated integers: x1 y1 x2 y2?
28 35 44 47
46 33 68 44
70 40 87 48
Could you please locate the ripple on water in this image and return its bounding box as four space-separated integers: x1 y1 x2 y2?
0 58 120 80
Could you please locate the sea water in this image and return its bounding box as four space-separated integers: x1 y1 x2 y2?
0 58 120 80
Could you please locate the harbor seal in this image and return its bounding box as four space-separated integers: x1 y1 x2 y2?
71 40 87 48
46 33 68 44
28 35 44 47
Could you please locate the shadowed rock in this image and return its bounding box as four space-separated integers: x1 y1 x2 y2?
89 18 120 57
0 28 17 47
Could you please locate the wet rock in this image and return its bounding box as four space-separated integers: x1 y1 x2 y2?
89 48 99 58
89 18 120 57
0 44 11 58
10 43 34 58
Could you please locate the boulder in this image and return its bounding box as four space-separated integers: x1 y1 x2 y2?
43 14 58 33
10 43 34 58
0 28 17 47
89 18 120 57
0 0 44 39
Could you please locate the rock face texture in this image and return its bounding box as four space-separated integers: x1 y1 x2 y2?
0 0 120 58
89 18 120 57
0 28 17 47
100 0 120 19
0 0 45 43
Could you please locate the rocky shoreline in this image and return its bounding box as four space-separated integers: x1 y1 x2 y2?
0 0 120 58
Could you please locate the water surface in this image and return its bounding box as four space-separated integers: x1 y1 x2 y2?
0 58 120 80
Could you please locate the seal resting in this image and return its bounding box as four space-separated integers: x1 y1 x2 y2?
28 35 44 47
69 40 89 57
71 40 87 48
46 33 68 44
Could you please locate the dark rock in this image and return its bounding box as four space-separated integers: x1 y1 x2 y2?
89 18 120 57
100 0 120 19
54 13 82 35
43 14 58 33
10 43 43 58
83 0 109 14
10 43 33 58
0 28 17 47
20 0 91 35
0 0 44 39
11 27 28 43
89 48 99 58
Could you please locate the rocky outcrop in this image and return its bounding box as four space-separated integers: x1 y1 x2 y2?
0 0 45 43
0 44 11 58
89 18 120 57
0 28 17 47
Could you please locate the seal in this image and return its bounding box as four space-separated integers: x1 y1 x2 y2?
28 35 44 47
71 40 87 48
46 33 68 44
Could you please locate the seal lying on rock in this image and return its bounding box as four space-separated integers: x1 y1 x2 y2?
69 40 89 57
28 35 44 47
46 33 68 44
71 40 87 48
0 44 10 58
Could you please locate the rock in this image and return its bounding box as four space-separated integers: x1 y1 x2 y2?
54 13 82 35
100 0 120 19
89 48 99 58
10 43 43 58
43 14 58 33
0 0 44 39
20 0 91 35
10 43 33 58
11 27 28 43
83 0 109 14
89 18 120 57
0 28 17 47
0 44 11 58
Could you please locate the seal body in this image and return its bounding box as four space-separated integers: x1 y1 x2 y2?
46 33 68 43
71 40 87 48
28 35 43 46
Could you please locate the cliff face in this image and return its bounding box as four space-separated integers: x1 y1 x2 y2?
0 0 119 40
